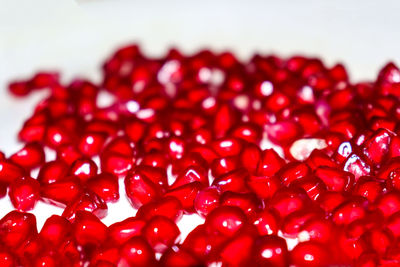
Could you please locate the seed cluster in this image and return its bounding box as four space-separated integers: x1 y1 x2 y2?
2 44 400 266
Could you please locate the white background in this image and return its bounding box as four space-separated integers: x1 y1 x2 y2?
1 0 400 240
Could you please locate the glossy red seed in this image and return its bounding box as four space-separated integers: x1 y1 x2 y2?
194 186 220 217
204 206 247 238
210 156 239 178
142 215 180 253
298 216 335 243
211 137 243 157
165 181 204 213
78 131 107 157
8 80 31 96
375 191 400 218
118 236 157 267
352 176 384 202
101 151 135 177
73 211 107 247
159 246 203 267
0 160 26 184
269 187 311 218
362 128 393 166
212 168 249 193
252 209 280 236
136 196 183 223
266 120 303 145
253 235 289 267
363 228 393 255
257 149 286 176
277 161 311 186
62 190 108 221
332 197 368 225
9 176 40 211
10 142 45 170
69 158 98 182
282 209 322 238
40 176 83 207
125 170 163 209
171 165 209 189
290 241 330 267
135 165 168 188
317 191 346 213
289 176 326 201
314 166 354 192
220 191 261 219
40 215 71 247
37 160 69 185
247 174 281 199
86 173 119 203
0 211 37 248
56 144 82 165
108 217 146 245
216 227 256 266
240 143 261 174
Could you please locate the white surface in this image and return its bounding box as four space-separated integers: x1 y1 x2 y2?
1 0 400 239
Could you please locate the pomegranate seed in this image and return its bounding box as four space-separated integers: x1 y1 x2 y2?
247 174 281 199
216 227 256 266
62 190 108 221
281 209 322 238
290 241 330 267
9 176 40 211
9 81 31 96
159 246 203 267
332 197 368 225
125 170 163 209
135 165 168 188
314 166 354 192
277 161 311 186
220 191 261 218
108 217 146 245
266 120 303 145
86 173 119 203
212 168 249 193
136 196 183 223
73 211 107 247
0 210 37 248
0 160 26 184
257 149 285 176
204 206 247 238
171 165 209 189
118 236 157 267
56 144 82 164
40 176 83 207
252 209 280 236
194 186 220 217
40 215 71 247
69 158 98 182
352 176 384 202
10 142 45 170
253 235 289 267
375 191 400 218
37 160 69 185
165 181 204 213
142 215 180 253
210 156 239 178
78 131 107 157
269 187 311 218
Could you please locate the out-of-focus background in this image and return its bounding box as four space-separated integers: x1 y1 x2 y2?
1 0 400 230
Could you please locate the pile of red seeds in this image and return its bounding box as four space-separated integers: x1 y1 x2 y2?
2 44 400 266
